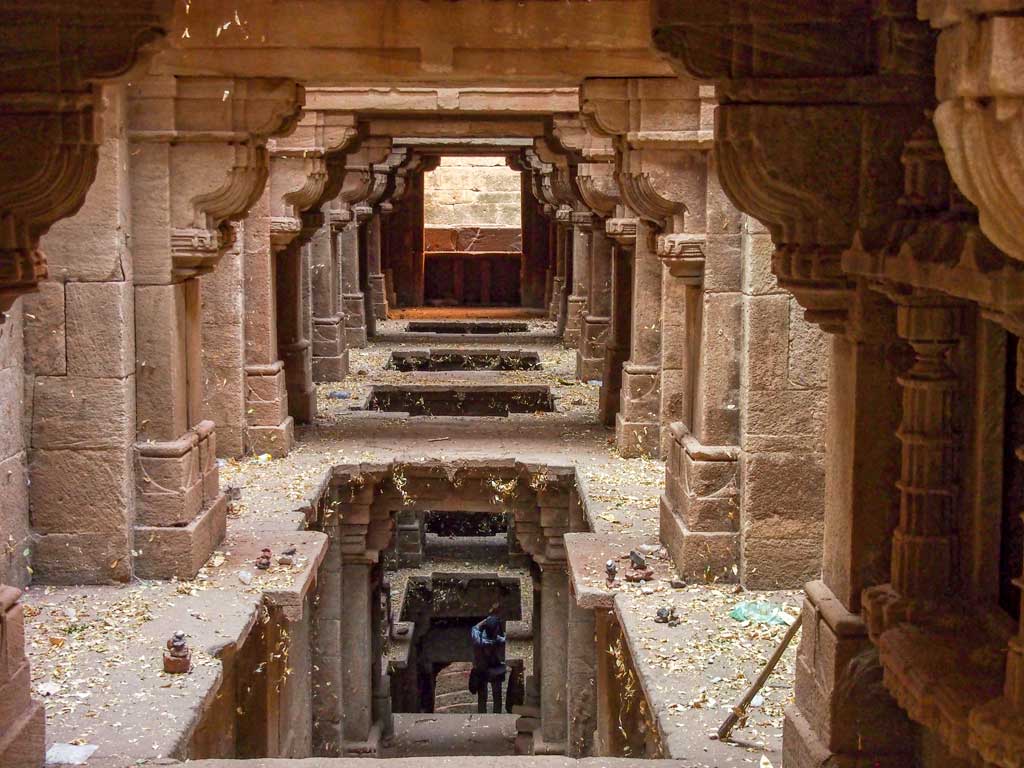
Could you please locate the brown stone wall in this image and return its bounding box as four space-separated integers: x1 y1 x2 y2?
29 85 136 584
738 215 829 588
423 156 521 228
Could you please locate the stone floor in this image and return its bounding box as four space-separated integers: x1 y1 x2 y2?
382 714 518 757
25 322 798 767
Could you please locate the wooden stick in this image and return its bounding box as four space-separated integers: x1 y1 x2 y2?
716 614 803 742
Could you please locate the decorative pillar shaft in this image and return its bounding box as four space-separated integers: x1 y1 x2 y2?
600 219 636 428
891 300 962 601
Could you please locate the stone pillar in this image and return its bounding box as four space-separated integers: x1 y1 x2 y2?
566 598 596 757
616 221 662 457
341 557 374 751
366 213 388 321
564 211 592 348
539 563 569 750
600 218 636 427
277 239 316 425
863 296 964 630
370 563 393 739
123 73 303 580
0 587 44 768
578 225 612 382
311 210 348 382
243 188 294 457
339 215 368 348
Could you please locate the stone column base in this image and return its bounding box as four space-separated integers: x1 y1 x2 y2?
369 274 389 321
615 364 660 457
577 314 610 381
343 292 368 348
660 426 740 582
313 315 349 382
563 294 586 347
133 421 227 579
245 362 293 456
0 701 44 768
782 580 915 768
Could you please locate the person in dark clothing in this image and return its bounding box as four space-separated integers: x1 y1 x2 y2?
470 609 507 713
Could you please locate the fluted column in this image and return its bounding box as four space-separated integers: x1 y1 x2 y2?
616 221 662 457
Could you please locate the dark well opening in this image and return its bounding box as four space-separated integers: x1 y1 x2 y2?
364 384 554 416
405 320 530 334
388 349 542 372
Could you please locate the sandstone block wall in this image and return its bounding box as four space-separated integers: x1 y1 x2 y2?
738 216 828 588
423 156 521 228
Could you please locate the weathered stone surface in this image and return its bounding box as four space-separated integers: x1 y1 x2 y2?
29 448 132 535
21 282 66 377
65 280 134 378
0 454 31 588
31 376 134 451
32 530 133 584
134 493 228 580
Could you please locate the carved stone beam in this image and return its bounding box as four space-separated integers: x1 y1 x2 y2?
648 0 936 334
919 2 1024 264
128 75 304 284
0 1 172 312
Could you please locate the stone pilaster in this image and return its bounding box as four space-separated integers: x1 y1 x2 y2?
338 209 367 348
127 75 303 579
551 207 572 328
538 561 569 752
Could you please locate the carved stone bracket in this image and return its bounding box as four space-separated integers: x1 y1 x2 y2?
920 5 1024 264
128 75 304 283
606 217 638 249
0 1 173 310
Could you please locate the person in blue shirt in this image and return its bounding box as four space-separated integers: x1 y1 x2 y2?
470 606 507 713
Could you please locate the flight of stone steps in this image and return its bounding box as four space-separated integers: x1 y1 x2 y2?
433 662 477 713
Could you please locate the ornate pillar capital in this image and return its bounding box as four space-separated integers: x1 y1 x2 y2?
920 3 1024 264
128 75 304 283
649 2 935 334
657 233 706 285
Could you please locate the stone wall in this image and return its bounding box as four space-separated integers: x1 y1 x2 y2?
423 156 521 228
738 215 828 588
